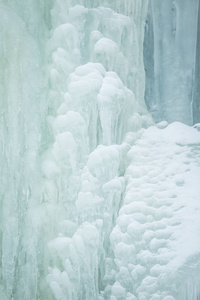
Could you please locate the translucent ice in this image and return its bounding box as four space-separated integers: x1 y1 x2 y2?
0 0 200 300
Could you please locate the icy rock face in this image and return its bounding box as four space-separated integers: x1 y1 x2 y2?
144 0 200 125
1 1 200 300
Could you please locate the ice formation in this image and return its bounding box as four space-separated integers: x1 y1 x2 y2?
144 0 200 125
0 1 200 300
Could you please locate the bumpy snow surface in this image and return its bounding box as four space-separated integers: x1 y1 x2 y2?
0 1 200 300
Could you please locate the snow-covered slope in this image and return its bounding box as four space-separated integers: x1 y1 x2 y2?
108 122 200 299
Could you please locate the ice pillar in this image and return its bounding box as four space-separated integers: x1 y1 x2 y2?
144 0 199 125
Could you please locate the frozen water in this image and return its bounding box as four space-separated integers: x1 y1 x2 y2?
144 0 200 125
0 0 200 300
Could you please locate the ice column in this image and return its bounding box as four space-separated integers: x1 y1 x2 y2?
144 0 200 125
0 1 54 299
193 0 200 124
45 1 151 300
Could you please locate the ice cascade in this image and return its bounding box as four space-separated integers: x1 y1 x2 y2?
0 1 200 300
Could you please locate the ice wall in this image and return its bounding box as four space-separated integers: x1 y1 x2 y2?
0 0 151 299
0 1 56 299
0 1 200 300
193 0 200 124
144 0 200 125
45 1 152 299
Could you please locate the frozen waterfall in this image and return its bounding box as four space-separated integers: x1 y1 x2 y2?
144 0 200 125
0 0 200 300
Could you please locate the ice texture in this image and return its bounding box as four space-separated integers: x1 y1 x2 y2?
144 0 200 125
0 1 200 300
